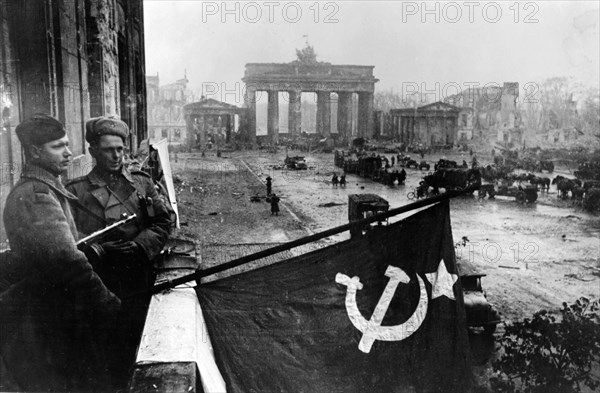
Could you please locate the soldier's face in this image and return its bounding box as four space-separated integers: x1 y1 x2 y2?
91 135 125 173
30 136 72 175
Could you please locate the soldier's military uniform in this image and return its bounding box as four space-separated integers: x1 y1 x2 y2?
65 116 173 384
66 166 172 296
0 115 120 392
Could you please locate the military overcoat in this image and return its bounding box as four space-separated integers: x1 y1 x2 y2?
0 164 120 392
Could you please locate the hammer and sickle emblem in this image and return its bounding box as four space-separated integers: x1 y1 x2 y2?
335 266 428 353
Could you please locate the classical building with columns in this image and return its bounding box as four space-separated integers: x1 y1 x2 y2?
389 102 461 148
183 98 244 150
242 46 378 144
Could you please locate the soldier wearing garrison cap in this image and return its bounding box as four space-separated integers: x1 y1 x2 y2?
1 114 120 391
66 115 173 384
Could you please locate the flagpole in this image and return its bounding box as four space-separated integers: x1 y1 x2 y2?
149 185 477 295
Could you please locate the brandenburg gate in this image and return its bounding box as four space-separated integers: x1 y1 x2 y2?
242 49 378 144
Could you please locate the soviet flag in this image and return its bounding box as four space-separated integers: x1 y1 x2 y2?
197 200 471 393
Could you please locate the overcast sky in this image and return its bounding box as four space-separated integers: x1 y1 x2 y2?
144 1 599 105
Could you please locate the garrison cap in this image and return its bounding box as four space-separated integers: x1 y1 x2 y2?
85 116 129 144
15 114 66 146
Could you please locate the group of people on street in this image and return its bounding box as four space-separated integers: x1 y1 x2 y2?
331 173 346 188
0 114 174 392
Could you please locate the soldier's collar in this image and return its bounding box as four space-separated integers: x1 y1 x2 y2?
22 164 60 184
21 164 77 200
88 165 135 186
122 167 135 183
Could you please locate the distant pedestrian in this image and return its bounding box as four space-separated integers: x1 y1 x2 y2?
391 156 395 166
266 176 272 195
270 193 280 216
420 151 425 159
340 174 346 187
332 173 339 188
399 168 407 185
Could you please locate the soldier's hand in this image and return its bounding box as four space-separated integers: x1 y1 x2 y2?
101 240 140 256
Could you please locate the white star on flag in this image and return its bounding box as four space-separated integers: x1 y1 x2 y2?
425 259 458 300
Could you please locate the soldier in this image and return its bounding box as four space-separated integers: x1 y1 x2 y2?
266 176 272 195
0 114 120 392
66 116 173 384
270 193 281 216
399 168 407 185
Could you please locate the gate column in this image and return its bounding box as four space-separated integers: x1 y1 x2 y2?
267 90 279 144
358 92 374 138
317 91 331 137
288 90 301 136
244 86 257 144
337 92 352 141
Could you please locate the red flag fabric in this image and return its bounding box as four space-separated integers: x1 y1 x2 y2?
197 201 471 392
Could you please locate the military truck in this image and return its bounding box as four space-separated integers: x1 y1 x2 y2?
457 259 501 334
348 194 390 237
478 183 538 203
422 168 481 194
284 155 308 170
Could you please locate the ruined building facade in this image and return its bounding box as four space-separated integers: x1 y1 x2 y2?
146 74 190 146
445 82 522 146
0 0 147 243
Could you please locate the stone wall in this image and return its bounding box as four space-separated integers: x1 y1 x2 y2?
87 0 120 118
0 0 22 248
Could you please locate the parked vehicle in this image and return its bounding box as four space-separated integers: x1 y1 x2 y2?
461 273 502 334
348 194 389 238
422 168 481 193
478 183 538 203
285 155 308 170
406 159 419 169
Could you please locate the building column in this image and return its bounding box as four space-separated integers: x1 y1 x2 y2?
358 92 374 138
200 115 207 148
337 92 353 140
316 91 331 137
267 90 279 144
226 114 232 143
401 117 406 144
244 86 257 144
288 90 301 136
